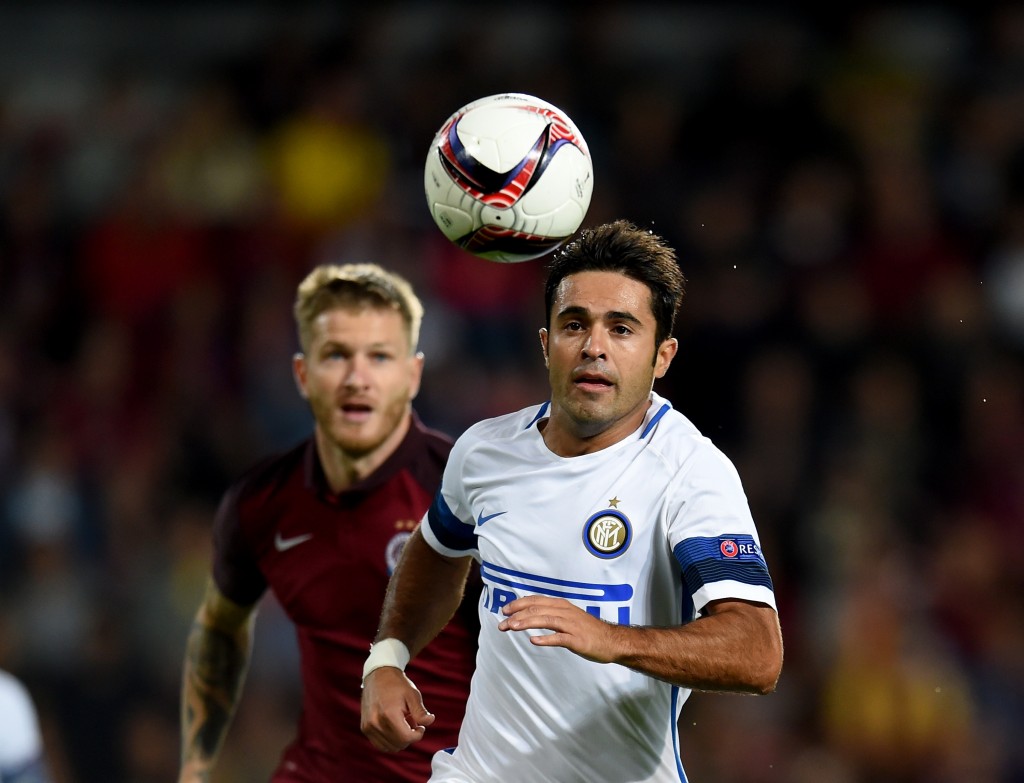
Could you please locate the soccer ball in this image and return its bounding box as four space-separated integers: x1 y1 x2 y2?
424 93 593 263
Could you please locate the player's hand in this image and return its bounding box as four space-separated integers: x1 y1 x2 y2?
498 595 620 663
360 667 435 753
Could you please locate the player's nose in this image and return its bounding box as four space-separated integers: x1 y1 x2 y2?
343 354 372 387
582 332 607 360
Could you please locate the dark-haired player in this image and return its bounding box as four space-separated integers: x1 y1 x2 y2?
362 221 782 782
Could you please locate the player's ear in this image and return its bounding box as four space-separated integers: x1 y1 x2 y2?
539 328 549 368
409 351 425 400
653 338 678 379
293 352 309 399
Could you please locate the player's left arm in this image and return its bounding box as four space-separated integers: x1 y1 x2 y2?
180 578 257 782
498 595 782 694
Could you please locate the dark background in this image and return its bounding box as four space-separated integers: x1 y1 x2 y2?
0 4 1022 781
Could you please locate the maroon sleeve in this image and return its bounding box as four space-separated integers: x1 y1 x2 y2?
211 480 267 607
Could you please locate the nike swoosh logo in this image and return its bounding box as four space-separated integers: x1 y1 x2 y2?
274 532 313 552
476 511 507 527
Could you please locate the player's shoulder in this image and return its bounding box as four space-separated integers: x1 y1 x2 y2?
411 415 455 461
645 394 701 443
400 415 455 491
458 403 546 445
645 395 733 466
443 403 546 472
219 439 309 512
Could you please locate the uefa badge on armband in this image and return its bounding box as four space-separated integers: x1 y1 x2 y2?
582 507 632 559
717 536 762 561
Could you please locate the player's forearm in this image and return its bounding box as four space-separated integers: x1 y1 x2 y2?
613 601 782 694
376 528 472 657
179 612 254 779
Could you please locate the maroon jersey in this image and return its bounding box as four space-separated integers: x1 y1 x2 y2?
212 415 477 782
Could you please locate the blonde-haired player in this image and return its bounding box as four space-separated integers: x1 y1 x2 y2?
180 263 477 782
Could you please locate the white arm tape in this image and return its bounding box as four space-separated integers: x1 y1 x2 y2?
362 638 411 682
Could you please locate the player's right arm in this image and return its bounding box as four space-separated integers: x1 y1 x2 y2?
360 527 473 752
179 577 257 783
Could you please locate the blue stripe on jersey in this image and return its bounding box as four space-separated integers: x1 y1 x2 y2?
673 536 774 595
481 560 634 602
680 586 695 626
673 587 693 782
525 401 550 429
426 490 476 552
640 402 671 439
670 685 689 782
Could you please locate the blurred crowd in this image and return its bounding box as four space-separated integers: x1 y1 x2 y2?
1 4 1022 782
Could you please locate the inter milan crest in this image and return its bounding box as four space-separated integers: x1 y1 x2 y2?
582 507 632 559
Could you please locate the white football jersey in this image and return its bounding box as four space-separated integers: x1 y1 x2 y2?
421 392 777 783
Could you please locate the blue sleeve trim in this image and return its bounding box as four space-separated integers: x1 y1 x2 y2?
426 489 476 552
673 535 774 595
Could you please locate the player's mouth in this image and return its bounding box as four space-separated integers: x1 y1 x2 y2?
572 372 614 393
340 402 374 422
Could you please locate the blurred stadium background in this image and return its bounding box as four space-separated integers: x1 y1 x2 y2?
1 4 1022 781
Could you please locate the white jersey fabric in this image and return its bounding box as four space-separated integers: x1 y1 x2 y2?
0 670 47 783
421 392 777 783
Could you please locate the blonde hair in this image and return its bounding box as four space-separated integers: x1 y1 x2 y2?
293 263 424 354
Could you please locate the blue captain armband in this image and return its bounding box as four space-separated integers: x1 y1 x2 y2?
426 489 477 553
673 535 774 596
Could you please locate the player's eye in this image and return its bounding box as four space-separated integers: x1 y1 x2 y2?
323 347 349 361
612 324 633 335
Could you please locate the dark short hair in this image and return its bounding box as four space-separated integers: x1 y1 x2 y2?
544 220 686 348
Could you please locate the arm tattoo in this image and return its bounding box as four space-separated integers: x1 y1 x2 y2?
181 617 251 770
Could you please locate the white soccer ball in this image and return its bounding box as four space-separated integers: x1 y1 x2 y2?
424 93 594 263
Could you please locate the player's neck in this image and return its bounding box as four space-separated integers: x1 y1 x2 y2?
315 415 411 493
540 401 650 457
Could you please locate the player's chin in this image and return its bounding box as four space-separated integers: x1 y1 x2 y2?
331 426 384 456
567 395 616 421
